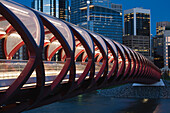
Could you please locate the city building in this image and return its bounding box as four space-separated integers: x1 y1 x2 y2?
123 35 150 57
123 8 151 57
153 21 170 68
156 21 170 35
153 35 164 68
32 0 69 21
71 0 123 43
10 0 70 60
2 0 32 60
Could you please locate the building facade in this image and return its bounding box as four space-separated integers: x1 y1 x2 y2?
153 21 170 68
123 35 150 57
32 0 69 21
156 21 170 35
124 8 150 36
123 8 151 57
9 0 69 60
71 0 123 43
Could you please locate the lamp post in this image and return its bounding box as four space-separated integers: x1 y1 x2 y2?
87 0 90 30
150 34 152 57
68 6 71 22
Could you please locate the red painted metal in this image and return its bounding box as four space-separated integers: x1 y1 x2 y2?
0 1 161 112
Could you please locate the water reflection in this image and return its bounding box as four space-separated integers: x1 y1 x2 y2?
24 92 170 113
120 99 160 113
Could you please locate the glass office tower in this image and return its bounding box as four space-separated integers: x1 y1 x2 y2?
124 8 150 36
8 0 69 60
153 21 170 68
123 8 151 57
33 0 69 21
71 0 123 43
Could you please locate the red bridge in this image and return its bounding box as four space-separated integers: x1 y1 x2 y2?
0 0 161 112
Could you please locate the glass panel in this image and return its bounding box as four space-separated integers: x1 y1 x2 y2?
104 38 118 55
0 59 27 90
114 41 125 56
2 1 41 46
75 62 87 80
122 45 131 71
40 13 74 51
71 25 94 53
0 14 29 90
118 52 122 71
108 63 114 71
43 27 65 84
95 62 102 74
6 33 23 59
89 32 107 54
44 61 65 84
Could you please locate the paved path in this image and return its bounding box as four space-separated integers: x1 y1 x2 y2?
98 80 170 99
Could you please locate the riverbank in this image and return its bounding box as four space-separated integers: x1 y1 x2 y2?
98 80 170 99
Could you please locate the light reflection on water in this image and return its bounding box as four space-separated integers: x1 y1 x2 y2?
24 91 170 113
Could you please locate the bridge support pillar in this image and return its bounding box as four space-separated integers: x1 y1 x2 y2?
132 79 165 87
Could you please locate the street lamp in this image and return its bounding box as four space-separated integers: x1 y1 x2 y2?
87 0 90 29
68 6 71 22
150 34 152 57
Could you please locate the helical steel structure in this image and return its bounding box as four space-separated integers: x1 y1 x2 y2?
0 0 161 112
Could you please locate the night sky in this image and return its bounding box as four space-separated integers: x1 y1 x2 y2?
13 0 170 36
112 0 170 36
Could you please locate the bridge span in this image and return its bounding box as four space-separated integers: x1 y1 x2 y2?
0 0 161 112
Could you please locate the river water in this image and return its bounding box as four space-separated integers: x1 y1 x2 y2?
24 91 170 113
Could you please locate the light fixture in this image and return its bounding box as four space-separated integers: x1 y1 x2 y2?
87 0 90 4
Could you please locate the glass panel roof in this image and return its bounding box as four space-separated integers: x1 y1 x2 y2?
70 25 94 53
40 13 74 51
88 31 107 54
104 38 118 56
2 0 41 46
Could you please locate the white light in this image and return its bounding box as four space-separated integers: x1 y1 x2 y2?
9 33 20 37
87 0 90 4
68 6 71 11
45 40 50 43
0 31 6 35
76 46 84 49
95 51 100 54
52 41 60 45
76 28 82 33
4 4 28 14
142 99 149 103
49 20 62 26
44 4 50 7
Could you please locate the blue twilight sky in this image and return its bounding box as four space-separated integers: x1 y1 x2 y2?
112 0 170 36
13 0 170 36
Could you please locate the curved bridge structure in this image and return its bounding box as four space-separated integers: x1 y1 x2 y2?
0 0 161 112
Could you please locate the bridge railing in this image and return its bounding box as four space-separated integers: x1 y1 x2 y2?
0 1 161 112
0 60 106 90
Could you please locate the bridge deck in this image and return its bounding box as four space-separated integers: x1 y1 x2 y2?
0 60 113 91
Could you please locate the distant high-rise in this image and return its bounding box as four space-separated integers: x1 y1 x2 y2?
32 0 69 21
153 21 170 68
123 8 151 57
71 0 123 43
124 8 151 36
156 21 170 35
